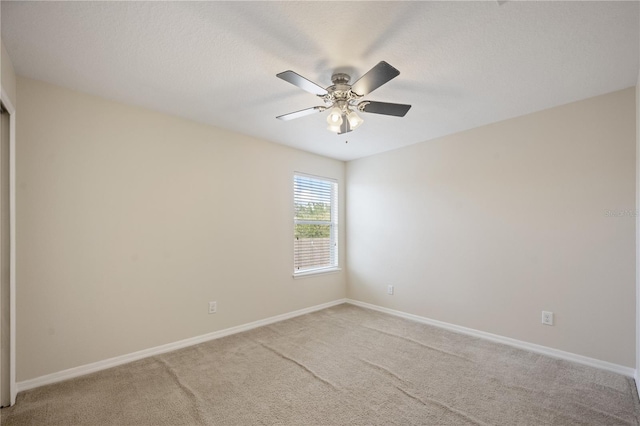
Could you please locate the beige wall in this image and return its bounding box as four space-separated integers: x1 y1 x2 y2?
1 41 16 106
16 77 346 381
347 88 636 367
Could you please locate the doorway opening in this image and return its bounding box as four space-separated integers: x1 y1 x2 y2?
0 91 16 407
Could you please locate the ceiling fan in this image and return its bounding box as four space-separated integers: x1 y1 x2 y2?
276 61 411 134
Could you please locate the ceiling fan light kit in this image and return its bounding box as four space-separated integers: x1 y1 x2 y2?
276 61 411 135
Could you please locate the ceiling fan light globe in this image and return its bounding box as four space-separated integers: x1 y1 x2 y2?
347 110 364 129
327 107 343 125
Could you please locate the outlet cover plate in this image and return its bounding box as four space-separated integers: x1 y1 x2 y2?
209 301 217 314
542 311 553 325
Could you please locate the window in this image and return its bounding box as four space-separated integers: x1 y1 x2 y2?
293 173 338 275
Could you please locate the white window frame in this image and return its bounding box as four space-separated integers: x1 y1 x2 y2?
293 173 340 278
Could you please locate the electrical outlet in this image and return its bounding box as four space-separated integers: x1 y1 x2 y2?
208 301 217 314
542 311 553 326
387 285 394 295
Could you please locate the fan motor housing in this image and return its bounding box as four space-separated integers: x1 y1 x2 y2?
325 73 361 107
331 73 351 85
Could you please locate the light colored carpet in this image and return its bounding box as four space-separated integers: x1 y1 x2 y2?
2 304 639 425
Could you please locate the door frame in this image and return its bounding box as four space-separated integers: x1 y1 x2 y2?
0 87 16 406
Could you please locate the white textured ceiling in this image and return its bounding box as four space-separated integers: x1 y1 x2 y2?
2 1 639 161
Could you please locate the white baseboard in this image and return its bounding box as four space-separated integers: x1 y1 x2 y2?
17 297 636 394
346 299 636 378
17 298 347 393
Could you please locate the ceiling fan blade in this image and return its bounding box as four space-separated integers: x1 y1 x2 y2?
276 71 328 96
351 61 400 96
359 101 411 117
276 106 325 121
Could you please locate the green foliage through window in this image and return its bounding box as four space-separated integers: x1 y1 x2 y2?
295 201 331 238
295 223 330 239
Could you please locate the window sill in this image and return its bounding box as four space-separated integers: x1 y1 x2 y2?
293 267 342 279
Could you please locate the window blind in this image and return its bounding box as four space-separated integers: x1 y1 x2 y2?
293 174 338 273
